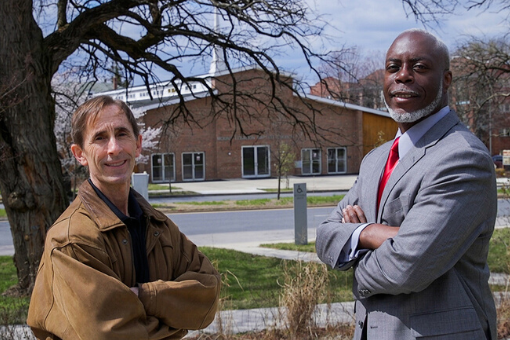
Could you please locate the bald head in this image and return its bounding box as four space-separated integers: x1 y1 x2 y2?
390 29 450 71
383 29 453 131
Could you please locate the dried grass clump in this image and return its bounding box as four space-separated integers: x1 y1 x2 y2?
497 292 510 339
279 260 329 338
496 262 510 340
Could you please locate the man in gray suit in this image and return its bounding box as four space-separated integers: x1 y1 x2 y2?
316 29 497 339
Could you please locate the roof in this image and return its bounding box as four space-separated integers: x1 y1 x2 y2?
298 93 391 118
93 64 388 117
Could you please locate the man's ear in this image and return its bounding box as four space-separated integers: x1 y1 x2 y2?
443 70 453 92
136 134 142 158
71 144 88 166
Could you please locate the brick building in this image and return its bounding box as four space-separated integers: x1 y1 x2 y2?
309 70 386 111
98 66 397 183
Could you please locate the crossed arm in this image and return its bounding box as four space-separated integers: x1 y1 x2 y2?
28 228 220 340
342 204 399 250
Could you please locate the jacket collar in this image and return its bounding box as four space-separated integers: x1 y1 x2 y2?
389 110 459 179
78 180 167 232
376 110 460 220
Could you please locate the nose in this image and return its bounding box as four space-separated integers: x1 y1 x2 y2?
107 137 122 155
395 65 414 84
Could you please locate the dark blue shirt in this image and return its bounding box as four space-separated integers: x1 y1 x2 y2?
88 179 150 284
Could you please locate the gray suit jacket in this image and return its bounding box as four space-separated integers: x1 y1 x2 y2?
316 110 497 340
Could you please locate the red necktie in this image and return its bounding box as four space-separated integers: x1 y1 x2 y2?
377 137 400 208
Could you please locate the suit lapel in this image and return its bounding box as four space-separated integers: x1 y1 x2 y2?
377 111 461 221
366 142 392 221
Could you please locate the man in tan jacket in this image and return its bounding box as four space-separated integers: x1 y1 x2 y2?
27 95 221 339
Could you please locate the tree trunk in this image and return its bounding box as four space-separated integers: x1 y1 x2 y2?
0 0 68 295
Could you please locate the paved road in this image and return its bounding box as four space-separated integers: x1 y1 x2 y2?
2 200 510 256
0 207 333 255
169 207 331 247
0 221 12 255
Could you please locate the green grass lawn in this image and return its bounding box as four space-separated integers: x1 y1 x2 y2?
0 257 30 324
200 247 353 310
148 183 181 191
0 257 17 293
235 195 343 207
0 248 353 315
260 228 510 275
260 241 317 253
175 201 227 206
487 227 510 274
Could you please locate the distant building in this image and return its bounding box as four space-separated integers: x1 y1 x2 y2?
96 66 397 183
310 70 386 111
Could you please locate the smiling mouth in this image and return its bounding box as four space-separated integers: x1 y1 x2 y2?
105 160 127 167
390 90 419 99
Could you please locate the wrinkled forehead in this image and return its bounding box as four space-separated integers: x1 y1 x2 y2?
85 104 133 135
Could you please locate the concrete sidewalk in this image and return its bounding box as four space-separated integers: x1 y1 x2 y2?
157 175 510 196
163 174 357 195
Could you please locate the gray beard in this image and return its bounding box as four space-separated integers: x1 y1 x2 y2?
385 82 443 123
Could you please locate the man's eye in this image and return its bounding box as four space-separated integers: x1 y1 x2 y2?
386 64 399 72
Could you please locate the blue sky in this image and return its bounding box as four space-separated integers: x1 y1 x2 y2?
311 0 508 52
279 0 510 81
112 0 508 86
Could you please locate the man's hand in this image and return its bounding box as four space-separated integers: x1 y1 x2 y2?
342 205 399 250
342 205 367 223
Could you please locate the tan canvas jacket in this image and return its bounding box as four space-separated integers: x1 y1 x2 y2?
27 180 221 340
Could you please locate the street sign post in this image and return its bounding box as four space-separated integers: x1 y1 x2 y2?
293 183 307 245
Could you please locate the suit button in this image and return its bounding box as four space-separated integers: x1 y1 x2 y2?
358 320 364 328
359 289 371 297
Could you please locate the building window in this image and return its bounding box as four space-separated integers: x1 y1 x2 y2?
500 128 510 137
327 147 347 174
151 153 175 182
182 152 205 181
242 146 270 178
301 148 321 175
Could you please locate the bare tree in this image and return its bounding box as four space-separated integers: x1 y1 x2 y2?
0 0 335 295
450 37 510 152
274 142 296 199
316 48 386 109
0 0 482 295
267 118 298 200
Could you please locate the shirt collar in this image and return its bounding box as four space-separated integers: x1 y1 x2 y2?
396 106 450 159
87 179 143 224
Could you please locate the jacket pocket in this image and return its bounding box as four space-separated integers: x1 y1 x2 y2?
381 194 411 226
410 307 484 338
